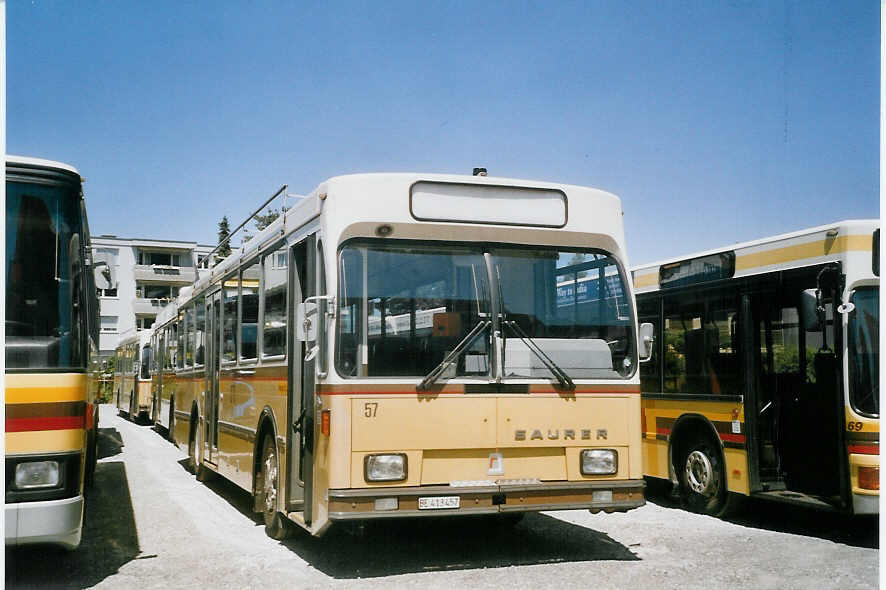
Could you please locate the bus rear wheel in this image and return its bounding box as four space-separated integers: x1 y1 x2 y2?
679 437 729 516
257 434 291 540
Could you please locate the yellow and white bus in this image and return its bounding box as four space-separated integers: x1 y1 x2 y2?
5 156 100 549
633 219 879 515
154 172 648 538
113 329 153 422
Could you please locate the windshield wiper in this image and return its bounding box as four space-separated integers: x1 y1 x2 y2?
502 320 575 391
417 320 491 391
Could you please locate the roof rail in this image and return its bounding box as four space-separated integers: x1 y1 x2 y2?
200 184 288 275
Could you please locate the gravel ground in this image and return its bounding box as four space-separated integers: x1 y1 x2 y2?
5 404 879 589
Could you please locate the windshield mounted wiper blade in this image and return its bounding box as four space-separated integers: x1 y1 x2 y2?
417 320 491 391
502 320 575 391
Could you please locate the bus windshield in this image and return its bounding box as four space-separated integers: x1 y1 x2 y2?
493 248 635 379
336 241 635 380
5 181 84 369
336 242 491 378
848 287 879 416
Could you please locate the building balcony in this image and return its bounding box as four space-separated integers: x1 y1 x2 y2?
133 264 196 284
131 297 173 316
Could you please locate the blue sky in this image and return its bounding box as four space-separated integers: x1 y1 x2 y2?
8 1 879 264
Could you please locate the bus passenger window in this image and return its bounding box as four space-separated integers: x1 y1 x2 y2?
240 261 260 360
194 296 205 366
262 246 287 358
176 314 185 369
638 297 661 393
223 278 238 362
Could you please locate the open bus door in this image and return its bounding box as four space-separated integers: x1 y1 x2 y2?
748 265 847 504
286 236 316 523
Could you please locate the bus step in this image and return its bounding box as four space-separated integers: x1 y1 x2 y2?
752 490 839 511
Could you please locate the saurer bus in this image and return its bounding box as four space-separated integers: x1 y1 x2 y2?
5 156 100 549
152 172 650 537
633 220 879 515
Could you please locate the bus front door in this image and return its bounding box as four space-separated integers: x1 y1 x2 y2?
205 291 222 467
286 237 314 522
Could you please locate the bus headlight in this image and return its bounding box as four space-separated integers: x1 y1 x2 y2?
364 454 407 482
580 449 617 475
14 460 60 489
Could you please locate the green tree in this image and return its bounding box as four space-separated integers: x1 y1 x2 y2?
217 216 232 257
254 207 287 232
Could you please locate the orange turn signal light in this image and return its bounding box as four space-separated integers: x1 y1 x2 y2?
321 409 331 436
858 466 879 491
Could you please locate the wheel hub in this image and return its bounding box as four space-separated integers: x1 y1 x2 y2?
685 450 715 496
264 454 277 513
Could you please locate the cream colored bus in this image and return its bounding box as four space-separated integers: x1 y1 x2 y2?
153 172 648 538
634 220 879 515
113 329 153 422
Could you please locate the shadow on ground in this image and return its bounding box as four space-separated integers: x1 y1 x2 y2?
6 450 140 589
97 426 125 459
645 478 878 549
194 470 639 578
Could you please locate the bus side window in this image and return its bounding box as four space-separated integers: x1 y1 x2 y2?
638 297 661 393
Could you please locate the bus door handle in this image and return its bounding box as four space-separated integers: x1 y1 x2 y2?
292 408 307 435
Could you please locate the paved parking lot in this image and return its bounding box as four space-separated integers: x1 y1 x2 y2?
5 404 879 589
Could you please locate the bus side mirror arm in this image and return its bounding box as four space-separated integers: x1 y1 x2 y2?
639 322 654 362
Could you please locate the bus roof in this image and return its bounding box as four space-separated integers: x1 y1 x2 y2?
632 219 879 292
6 155 81 177
195 172 624 295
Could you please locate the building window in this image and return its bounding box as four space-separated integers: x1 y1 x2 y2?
97 287 118 298
101 315 118 333
137 284 179 300
138 251 182 266
137 317 155 330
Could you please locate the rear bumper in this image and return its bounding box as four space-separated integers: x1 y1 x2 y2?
328 479 645 521
5 496 84 550
852 492 879 515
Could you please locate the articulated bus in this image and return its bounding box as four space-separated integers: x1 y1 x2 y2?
152 172 648 538
5 156 100 549
113 329 153 422
633 220 879 515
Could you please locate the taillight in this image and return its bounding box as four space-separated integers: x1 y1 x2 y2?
858 466 879 491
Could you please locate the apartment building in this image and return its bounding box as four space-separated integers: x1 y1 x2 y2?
91 235 214 357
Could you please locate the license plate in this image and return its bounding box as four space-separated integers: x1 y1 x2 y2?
418 496 460 510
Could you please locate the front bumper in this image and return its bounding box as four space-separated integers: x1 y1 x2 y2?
328 479 645 520
5 495 84 550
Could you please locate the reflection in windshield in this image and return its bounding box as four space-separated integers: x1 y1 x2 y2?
848 287 879 416
336 241 636 381
336 242 490 378
493 249 635 379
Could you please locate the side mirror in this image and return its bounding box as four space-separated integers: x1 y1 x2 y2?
93 261 117 290
801 289 821 332
638 322 655 362
296 301 318 342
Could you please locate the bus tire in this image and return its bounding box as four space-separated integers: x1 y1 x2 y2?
189 419 210 481
257 434 291 540
678 436 728 516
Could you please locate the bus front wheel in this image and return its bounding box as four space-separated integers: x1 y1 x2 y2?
257 434 291 541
